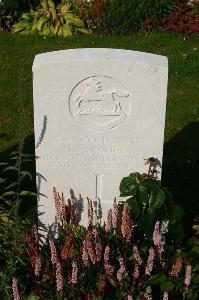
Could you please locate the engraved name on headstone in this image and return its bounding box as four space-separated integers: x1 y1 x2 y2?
33 48 168 231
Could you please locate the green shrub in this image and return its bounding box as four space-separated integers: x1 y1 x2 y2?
102 0 179 34
13 0 91 37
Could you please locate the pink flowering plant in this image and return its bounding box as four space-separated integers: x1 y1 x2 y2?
1 154 197 299
9 184 196 300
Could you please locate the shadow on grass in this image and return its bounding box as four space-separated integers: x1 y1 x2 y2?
162 121 199 237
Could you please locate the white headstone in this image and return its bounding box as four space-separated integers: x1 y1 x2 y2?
33 48 168 230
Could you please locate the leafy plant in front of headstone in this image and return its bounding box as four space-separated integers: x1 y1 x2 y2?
0 143 37 299
13 0 91 37
0 142 36 219
10 189 194 299
119 158 185 246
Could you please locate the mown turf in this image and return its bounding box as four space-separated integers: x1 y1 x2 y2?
0 32 199 227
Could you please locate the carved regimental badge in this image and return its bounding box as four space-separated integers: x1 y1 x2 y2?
69 76 130 131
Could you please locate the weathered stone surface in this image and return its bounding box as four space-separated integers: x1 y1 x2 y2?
33 48 168 230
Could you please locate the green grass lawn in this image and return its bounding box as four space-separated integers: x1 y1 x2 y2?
0 32 199 228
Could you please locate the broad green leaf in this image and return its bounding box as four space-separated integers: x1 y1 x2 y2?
120 173 141 197
22 13 33 20
127 197 141 219
42 26 51 36
49 7 57 21
78 28 92 34
61 4 70 15
57 25 63 37
149 188 165 213
66 14 84 27
48 0 55 9
62 24 72 37
0 162 9 166
54 20 60 34
138 185 149 206
37 16 48 31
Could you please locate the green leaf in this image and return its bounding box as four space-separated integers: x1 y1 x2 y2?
22 13 33 20
20 171 32 181
2 191 16 196
127 197 141 219
62 24 72 37
120 172 141 197
5 182 18 190
19 191 37 196
66 14 84 27
170 205 184 225
37 16 48 31
138 185 149 206
3 166 18 172
0 178 7 184
149 188 165 213
0 162 9 166
78 28 92 34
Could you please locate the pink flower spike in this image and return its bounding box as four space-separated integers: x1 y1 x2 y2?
105 208 112 232
53 187 61 224
35 256 42 277
49 238 58 265
145 248 155 276
104 246 114 275
70 260 78 284
133 262 140 279
12 277 20 300
127 295 132 300
184 265 192 288
133 244 142 266
121 203 132 242
82 239 89 266
95 241 102 262
153 221 161 246
163 291 169 300
117 257 126 281
170 257 182 277
56 261 63 292
104 246 110 262
112 198 119 229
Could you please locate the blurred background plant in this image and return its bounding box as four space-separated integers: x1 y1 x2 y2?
0 0 39 32
160 0 199 35
12 0 91 37
101 0 179 34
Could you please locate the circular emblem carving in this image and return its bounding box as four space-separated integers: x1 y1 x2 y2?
69 76 130 131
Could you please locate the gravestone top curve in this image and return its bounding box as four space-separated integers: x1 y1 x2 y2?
33 48 168 71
